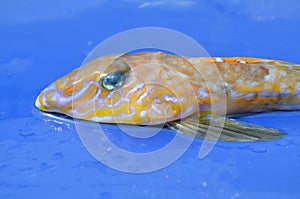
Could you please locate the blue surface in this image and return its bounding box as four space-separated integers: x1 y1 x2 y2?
1 1 300 198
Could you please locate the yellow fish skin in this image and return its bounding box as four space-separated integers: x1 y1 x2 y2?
35 52 300 141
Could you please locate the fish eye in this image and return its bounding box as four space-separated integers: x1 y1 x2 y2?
101 71 126 90
100 62 131 91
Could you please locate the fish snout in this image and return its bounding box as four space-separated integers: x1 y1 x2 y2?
35 86 73 113
35 91 49 111
35 80 99 117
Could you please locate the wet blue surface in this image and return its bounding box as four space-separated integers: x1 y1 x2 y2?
1 1 300 198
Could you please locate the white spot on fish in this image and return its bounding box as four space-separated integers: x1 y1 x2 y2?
198 88 209 98
136 91 149 104
163 94 178 103
150 104 161 114
154 97 162 104
224 82 231 93
130 106 136 114
213 85 221 92
236 59 247 64
279 70 287 77
280 83 288 93
140 110 147 117
106 91 114 99
264 75 271 81
248 81 259 88
286 64 294 69
176 71 189 79
179 97 187 103
244 93 257 99
63 78 69 86
229 90 243 98
266 68 277 82
214 57 224 63
90 115 114 122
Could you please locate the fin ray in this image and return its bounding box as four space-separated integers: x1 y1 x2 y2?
166 117 285 142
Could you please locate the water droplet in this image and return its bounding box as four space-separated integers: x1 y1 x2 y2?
100 192 112 199
54 126 62 132
40 162 48 169
238 145 250 150
275 139 295 147
53 152 64 160
250 146 268 153
19 129 35 137
87 41 93 46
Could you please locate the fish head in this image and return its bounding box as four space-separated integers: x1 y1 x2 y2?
35 52 199 125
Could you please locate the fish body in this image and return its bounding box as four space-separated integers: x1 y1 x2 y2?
35 52 300 141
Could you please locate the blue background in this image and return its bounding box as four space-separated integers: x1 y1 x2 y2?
1 0 300 198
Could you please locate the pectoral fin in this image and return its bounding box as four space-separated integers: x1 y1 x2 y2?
166 116 285 142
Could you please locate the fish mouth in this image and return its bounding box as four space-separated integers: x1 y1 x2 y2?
35 93 48 111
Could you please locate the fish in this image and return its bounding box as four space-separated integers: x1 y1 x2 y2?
35 52 300 142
